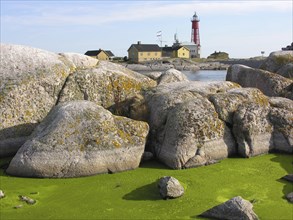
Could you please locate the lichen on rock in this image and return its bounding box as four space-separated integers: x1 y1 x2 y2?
6 101 149 178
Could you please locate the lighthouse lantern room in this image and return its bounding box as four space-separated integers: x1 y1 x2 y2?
191 11 200 46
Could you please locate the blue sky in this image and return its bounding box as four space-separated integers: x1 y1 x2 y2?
1 0 292 58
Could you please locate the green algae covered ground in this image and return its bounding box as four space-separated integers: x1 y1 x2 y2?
0 153 292 220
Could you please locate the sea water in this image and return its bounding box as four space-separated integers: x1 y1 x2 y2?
182 70 227 81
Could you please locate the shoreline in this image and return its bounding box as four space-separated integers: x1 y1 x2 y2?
122 58 265 71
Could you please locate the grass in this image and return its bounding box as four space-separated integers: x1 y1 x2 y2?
0 153 292 220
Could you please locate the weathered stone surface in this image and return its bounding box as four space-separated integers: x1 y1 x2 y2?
277 63 293 79
269 97 293 110
0 44 71 157
58 61 156 108
149 81 240 98
233 102 273 157
226 64 293 99
0 190 5 199
6 101 149 178
200 196 259 220
144 81 239 169
158 176 184 199
210 88 269 124
286 192 293 203
108 94 149 122
260 50 293 73
159 98 236 169
158 68 189 85
59 52 99 70
142 71 162 80
269 106 293 153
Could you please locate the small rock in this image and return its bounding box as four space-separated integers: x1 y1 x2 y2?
142 151 154 162
0 190 5 199
19 195 36 205
286 192 293 203
282 174 293 183
14 204 23 209
158 176 184 199
200 196 259 220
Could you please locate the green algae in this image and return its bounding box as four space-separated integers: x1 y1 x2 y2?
0 154 292 220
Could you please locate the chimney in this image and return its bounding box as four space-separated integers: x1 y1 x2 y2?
137 41 141 45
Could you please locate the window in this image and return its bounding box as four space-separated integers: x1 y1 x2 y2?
183 53 185 56
147 52 150 56
155 52 157 56
140 53 143 56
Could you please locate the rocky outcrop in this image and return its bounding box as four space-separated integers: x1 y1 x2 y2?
259 51 293 74
143 80 292 167
277 63 293 78
200 196 259 220
0 44 155 158
6 101 149 178
158 68 189 85
158 176 184 199
268 97 293 153
145 81 239 169
209 88 269 125
58 61 156 108
211 89 292 157
233 103 273 157
0 44 73 157
226 64 292 99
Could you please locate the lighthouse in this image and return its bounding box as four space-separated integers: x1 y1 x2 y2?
191 11 200 46
176 12 201 58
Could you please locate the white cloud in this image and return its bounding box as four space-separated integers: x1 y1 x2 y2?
1 1 292 26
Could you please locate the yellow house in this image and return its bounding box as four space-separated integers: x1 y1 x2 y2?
128 42 162 63
172 46 190 58
85 49 114 61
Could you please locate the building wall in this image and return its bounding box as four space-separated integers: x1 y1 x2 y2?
97 51 110 60
128 46 139 63
128 47 162 63
138 51 161 62
173 47 190 58
180 43 200 58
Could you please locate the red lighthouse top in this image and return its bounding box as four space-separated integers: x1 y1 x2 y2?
191 12 200 46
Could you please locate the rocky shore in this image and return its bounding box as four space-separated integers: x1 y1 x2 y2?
123 57 266 72
0 44 292 179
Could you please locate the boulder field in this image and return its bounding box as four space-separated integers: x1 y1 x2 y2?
1 44 292 178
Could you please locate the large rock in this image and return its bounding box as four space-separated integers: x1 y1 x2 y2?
159 98 236 169
145 81 239 169
277 63 293 78
200 196 259 220
158 176 184 199
6 101 149 178
226 64 292 99
269 99 293 153
233 102 273 157
0 44 71 157
259 50 293 74
209 88 269 125
158 68 189 85
58 61 156 108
